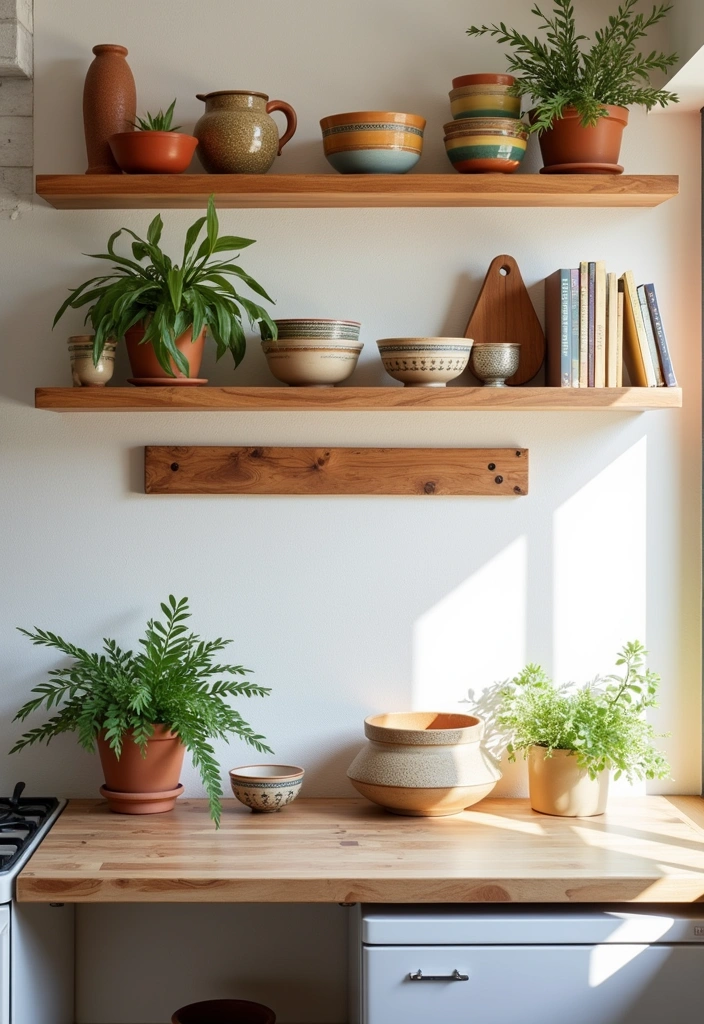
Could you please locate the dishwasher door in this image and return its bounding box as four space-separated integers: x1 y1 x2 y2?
363 943 704 1024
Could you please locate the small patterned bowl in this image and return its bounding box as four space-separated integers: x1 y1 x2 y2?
377 337 472 387
262 337 363 386
444 117 528 173
449 74 520 120
470 342 521 387
68 335 116 387
320 110 426 174
229 764 305 813
273 318 361 342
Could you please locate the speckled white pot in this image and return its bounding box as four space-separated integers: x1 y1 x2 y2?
347 712 501 816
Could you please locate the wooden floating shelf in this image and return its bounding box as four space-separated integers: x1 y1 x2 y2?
35 173 679 210
35 386 683 413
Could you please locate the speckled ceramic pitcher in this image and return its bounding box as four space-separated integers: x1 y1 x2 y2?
194 90 297 174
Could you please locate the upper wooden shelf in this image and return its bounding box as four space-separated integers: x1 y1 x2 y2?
35 386 682 413
35 173 680 210
17 796 704 904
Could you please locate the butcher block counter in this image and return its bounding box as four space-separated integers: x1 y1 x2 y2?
16 796 704 904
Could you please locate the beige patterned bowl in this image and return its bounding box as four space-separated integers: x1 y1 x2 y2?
347 712 500 816
68 335 116 387
229 764 305 813
377 338 472 387
470 342 521 386
262 337 363 386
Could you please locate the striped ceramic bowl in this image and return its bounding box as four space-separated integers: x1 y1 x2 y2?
273 318 361 342
320 110 426 174
377 337 472 387
449 74 521 120
443 117 528 174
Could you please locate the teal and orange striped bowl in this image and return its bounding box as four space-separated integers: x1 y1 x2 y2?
449 74 521 120
443 117 528 174
320 110 426 174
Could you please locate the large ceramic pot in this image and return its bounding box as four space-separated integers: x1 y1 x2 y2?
194 90 297 174
97 725 186 814
125 323 207 383
348 712 501 816
82 44 136 174
528 746 609 817
536 105 629 173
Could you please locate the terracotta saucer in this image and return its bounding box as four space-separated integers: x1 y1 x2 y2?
540 162 624 175
100 783 185 814
128 378 208 387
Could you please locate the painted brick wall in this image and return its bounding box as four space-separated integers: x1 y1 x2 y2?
0 0 32 213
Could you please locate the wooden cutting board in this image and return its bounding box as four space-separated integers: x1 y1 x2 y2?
464 254 545 386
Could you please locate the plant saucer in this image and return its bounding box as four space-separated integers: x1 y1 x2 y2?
540 162 624 175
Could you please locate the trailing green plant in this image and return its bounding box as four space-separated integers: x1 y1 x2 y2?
11 595 272 826
496 641 670 782
467 0 678 133
131 98 182 132
53 195 277 376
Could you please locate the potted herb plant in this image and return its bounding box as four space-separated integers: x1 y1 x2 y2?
496 641 670 816
53 196 277 382
467 0 678 172
11 595 272 826
109 99 198 173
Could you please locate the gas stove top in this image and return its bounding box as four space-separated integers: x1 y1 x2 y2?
0 784 66 902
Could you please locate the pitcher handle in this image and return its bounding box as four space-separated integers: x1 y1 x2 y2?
266 100 298 155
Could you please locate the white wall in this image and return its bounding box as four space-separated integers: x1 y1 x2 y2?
0 1 701 1021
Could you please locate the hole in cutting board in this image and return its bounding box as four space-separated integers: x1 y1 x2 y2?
499 265 511 276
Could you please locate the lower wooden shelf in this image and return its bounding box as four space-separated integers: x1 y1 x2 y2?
34 386 683 413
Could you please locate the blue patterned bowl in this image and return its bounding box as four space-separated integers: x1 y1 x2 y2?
229 764 305 813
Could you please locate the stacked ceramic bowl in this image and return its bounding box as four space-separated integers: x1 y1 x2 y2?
262 318 363 386
444 73 528 173
320 111 426 173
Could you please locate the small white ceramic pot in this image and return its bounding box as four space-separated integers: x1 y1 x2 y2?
528 746 609 817
377 338 472 387
68 335 116 387
229 764 305 813
348 712 501 816
262 337 363 386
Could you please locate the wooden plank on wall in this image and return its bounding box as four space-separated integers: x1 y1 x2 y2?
144 446 529 496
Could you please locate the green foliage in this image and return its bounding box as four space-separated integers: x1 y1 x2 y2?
12 596 273 826
467 0 678 133
132 99 181 133
53 196 277 376
496 641 671 782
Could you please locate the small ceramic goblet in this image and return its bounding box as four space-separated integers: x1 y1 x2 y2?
470 342 520 387
68 335 116 387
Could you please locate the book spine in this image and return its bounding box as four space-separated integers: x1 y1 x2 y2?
637 285 664 386
616 288 624 387
560 270 571 386
594 261 606 387
579 261 589 386
606 271 619 386
587 262 596 387
623 270 657 387
569 268 580 387
644 283 677 387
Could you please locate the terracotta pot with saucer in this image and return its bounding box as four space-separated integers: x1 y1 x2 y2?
97 725 186 814
125 323 208 385
536 104 629 173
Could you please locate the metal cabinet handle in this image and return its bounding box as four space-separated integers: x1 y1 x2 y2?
409 969 469 982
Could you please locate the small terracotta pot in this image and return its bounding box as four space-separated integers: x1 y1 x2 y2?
528 746 609 817
109 131 198 173
172 1000 276 1024
536 105 629 172
125 323 206 379
97 725 186 793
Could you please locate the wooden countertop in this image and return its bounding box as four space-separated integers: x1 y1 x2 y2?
17 796 704 904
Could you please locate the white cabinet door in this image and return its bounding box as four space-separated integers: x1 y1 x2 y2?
363 944 704 1024
0 906 9 1024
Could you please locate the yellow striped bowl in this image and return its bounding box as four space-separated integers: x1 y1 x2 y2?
443 118 528 174
320 110 426 173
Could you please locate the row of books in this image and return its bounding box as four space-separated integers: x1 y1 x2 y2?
545 264 677 388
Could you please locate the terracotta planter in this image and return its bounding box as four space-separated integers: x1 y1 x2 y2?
347 712 501 816
109 131 198 174
83 44 136 174
97 725 186 815
528 746 609 817
125 324 206 381
536 105 629 173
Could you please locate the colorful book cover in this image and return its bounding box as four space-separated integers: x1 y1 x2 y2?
587 261 596 387
620 271 656 387
569 268 580 387
616 287 624 387
644 283 677 387
579 261 589 386
637 285 664 386
544 269 572 387
606 272 619 386
594 261 606 387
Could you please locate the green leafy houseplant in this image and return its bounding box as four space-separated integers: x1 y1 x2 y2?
496 641 670 782
132 98 181 132
11 596 273 826
53 196 277 376
467 0 678 133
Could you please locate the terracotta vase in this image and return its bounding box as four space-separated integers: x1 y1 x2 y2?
528 746 609 816
537 105 629 173
83 44 137 175
109 131 198 174
125 324 206 381
194 90 297 174
97 725 186 814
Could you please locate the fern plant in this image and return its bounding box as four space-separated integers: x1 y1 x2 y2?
11 596 272 826
496 641 670 782
132 99 181 132
467 0 678 133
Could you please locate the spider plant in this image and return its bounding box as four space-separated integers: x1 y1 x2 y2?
53 195 277 376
